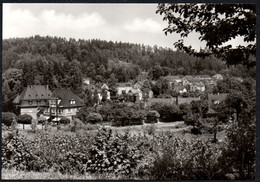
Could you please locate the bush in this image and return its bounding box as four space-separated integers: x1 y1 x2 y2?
59 117 70 125
108 103 146 126
86 113 103 124
18 114 33 129
151 102 182 122
2 112 17 127
145 110 160 123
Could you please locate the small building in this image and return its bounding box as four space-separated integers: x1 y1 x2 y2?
165 75 182 88
101 83 109 90
173 85 187 94
212 74 223 80
13 85 52 119
196 75 211 81
190 82 205 92
182 76 200 85
47 88 84 121
116 83 133 95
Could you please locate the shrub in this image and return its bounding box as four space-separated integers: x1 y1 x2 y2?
59 117 70 125
151 102 182 122
2 112 17 127
18 114 33 129
85 128 143 175
86 113 103 124
108 103 146 126
145 110 160 123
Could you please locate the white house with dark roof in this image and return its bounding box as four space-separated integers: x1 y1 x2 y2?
13 85 84 121
116 83 133 95
13 85 53 119
46 88 84 121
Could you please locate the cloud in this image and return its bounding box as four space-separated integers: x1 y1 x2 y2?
123 18 163 33
3 4 39 38
3 4 106 39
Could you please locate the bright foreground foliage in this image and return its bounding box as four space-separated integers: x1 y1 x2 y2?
2 125 255 180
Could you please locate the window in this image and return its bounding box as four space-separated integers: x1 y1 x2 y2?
68 108 71 113
58 109 63 114
28 101 32 105
70 100 76 105
37 101 41 105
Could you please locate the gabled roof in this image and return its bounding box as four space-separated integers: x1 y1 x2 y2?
197 75 211 79
208 93 228 101
116 83 133 87
184 76 199 83
14 85 52 103
165 75 181 82
101 84 109 90
51 88 84 108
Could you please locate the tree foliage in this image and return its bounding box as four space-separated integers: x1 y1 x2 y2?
156 4 256 67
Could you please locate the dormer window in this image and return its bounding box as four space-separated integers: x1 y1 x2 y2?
28 101 32 105
70 99 76 105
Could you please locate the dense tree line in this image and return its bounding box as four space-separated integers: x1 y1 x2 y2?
2 36 255 113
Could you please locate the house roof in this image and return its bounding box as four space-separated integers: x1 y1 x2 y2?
116 83 133 87
101 84 109 90
165 75 181 82
51 88 84 108
13 85 52 103
212 74 223 78
184 76 199 83
197 75 211 79
208 93 228 101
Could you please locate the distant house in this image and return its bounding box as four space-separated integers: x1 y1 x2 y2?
116 83 133 95
130 88 143 101
173 85 187 94
47 88 84 121
182 76 199 85
165 75 182 88
101 83 109 90
212 74 223 80
196 75 211 81
208 93 228 106
190 82 205 92
176 96 201 105
13 85 53 119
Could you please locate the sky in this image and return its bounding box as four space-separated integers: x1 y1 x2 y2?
3 3 247 50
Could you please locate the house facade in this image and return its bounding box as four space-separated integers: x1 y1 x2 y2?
13 85 83 121
116 83 133 95
45 88 84 121
13 85 53 119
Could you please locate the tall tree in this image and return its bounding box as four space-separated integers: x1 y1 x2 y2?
156 4 256 67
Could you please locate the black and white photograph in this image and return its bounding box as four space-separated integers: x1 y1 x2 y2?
2 3 256 180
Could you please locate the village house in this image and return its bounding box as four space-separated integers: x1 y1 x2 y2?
189 82 205 92
165 75 182 88
196 75 211 81
116 83 133 95
13 85 84 121
13 85 53 119
173 85 187 94
182 76 199 86
47 88 84 121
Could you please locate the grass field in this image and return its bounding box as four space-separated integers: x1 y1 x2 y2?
1 168 126 180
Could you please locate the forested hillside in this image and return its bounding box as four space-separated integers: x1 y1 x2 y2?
2 35 255 112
